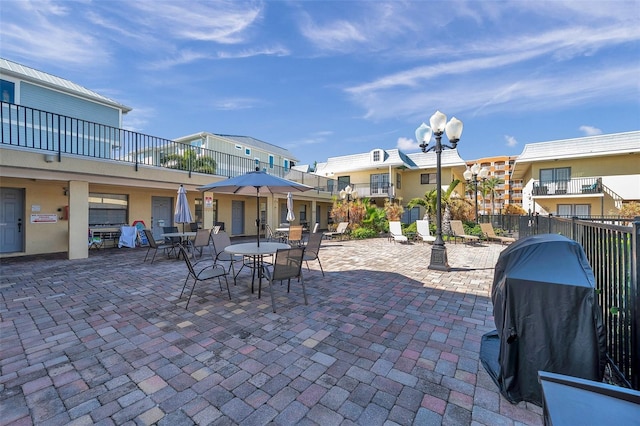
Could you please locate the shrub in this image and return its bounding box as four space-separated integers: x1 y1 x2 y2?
351 227 378 239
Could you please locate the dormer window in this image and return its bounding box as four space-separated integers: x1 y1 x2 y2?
371 149 383 163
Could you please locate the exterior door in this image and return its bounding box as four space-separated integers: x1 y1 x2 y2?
151 196 173 240
0 188 25 253
231 200 244 235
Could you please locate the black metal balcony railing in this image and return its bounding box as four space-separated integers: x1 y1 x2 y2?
520 215 639 390
533 178 602 196
0 101 338 194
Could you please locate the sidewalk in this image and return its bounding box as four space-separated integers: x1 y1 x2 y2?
0 238 543 425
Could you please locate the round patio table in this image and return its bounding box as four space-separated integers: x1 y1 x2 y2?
225 242 290 297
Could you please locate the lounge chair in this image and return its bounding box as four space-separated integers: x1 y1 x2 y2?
388 221 409 244
449 220 480 245
416 219 436 244
323 222 349 240
480 223 516 245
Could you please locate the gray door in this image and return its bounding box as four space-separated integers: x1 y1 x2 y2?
231 200 244 235
0 188 25 253
151 196 173 240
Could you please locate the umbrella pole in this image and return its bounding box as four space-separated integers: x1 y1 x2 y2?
256 187 260 247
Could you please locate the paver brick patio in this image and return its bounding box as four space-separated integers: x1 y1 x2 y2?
0 237 543 425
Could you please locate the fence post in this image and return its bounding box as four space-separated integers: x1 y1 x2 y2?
572 216 578 240
631 217 640 389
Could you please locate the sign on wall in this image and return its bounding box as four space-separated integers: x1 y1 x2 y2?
31 214 58 223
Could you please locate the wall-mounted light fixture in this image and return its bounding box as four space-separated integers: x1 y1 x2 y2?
44 154 55 163
63 187 68 196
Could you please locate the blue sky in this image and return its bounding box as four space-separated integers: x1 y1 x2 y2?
2 0 639 166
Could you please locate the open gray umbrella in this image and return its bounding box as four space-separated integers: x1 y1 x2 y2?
174 185 193 232
197 169 313 246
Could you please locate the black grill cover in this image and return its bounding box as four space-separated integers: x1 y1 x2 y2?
480 234 607 406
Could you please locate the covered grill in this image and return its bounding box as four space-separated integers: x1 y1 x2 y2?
480 234 607 405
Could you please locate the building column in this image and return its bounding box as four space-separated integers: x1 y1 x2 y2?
68 180 89 260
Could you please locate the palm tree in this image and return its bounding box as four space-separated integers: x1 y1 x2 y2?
407 179 460 235
161 148 217 174
482 177 504 215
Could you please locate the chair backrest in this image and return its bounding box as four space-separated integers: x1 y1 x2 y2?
264 224 275 240
144 229 158 249
450 220 466 236
480 223 497 237
189 222 199 232
272 247 305 281
211 231 232 255
163 226 180 243
389 221 403 235
288 225 303 242
416 220 431 237
179 245 196 277
193 229 211 247
304 230 323 258
335 222 348 233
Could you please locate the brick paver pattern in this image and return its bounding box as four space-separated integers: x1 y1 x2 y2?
0 237 543 425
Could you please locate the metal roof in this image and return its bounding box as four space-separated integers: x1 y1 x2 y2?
0 58 132 112
314 148 466 175
512 131 640 179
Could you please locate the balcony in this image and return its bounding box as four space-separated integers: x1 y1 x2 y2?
1 101 337 194
533 177 602 196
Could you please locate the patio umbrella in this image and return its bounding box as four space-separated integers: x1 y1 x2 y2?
197 169 313 246
174 185 193 232
286 192 295 222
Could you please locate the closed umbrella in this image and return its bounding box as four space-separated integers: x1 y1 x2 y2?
174 185 193 232
197 169 313 246
286 192 295 222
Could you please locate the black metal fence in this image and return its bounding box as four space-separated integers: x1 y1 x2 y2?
0 101 337 194
518 214 639 390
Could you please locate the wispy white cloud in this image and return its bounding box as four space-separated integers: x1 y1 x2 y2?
213 97 266 111
504 135 518 148
579 125 603 136
127 1 264 44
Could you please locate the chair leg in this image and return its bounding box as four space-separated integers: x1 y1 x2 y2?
180 275 191 298
268 278 277 313
185 278 198 309
317 258 324 277
144 247 151 262
220 275 231 299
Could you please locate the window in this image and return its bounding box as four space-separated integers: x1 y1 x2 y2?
557 204 591 217
195 198 203 226
284 159 290 170
540 167 570 183
89 193 128 226
337 176 350 191
396 173 402 190
235 145 242 151
245 148 251 156
370 173 389 195
420 173 437 184
371 149 383 163
255 158 260 168
299 205 307 221
1 79 15 103
269 155 274 169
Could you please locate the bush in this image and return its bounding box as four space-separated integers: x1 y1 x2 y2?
351 227 379 239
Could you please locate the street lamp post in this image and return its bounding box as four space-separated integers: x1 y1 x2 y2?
415 111 463 272
340 185 356 223
463 164 489 223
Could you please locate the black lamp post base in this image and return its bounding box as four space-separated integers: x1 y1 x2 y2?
428 244 450 271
